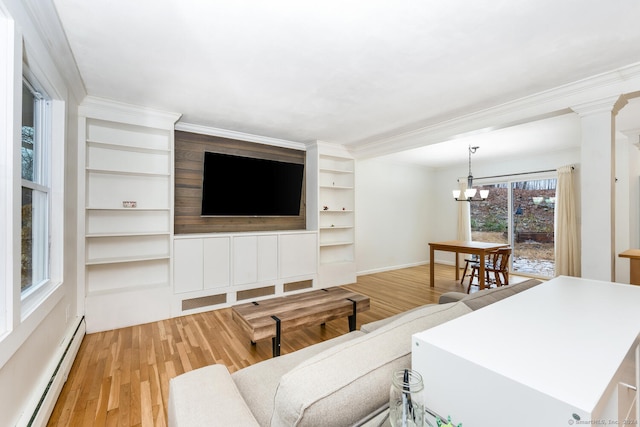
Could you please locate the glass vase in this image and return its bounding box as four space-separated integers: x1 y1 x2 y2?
389 369 424 427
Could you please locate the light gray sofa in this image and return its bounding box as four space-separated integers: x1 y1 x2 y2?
168 279 542 427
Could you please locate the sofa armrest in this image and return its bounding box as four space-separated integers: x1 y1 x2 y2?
168 364 259 427
438 292 467 304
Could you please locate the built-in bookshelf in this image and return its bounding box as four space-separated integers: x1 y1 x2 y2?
316 144 356 286
79 97 180 332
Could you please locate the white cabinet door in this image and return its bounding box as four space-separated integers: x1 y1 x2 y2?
257 235 278 281
233 235 279 285
280 232 318 278
233 236 258 285
174 239 203 293
203 237 230 289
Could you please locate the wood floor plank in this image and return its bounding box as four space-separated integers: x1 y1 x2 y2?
48 263 517 426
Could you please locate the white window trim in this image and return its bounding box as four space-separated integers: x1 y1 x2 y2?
0 5 66 368
0 4 17 338
20 96 64 321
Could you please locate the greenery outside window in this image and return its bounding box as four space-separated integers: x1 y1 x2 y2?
470 177 557 278
21 80 50 296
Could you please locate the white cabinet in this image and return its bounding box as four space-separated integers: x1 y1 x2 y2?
79 97 180 332
173 231 317 314
412 276 640 426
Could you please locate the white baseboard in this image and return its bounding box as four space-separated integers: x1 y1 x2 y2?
356 261 427 277
17 317 85 427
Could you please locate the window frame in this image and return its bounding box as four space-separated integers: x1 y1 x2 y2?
20 78 51 297
16 61 65 322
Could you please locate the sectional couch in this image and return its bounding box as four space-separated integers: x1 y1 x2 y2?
168 278 542 427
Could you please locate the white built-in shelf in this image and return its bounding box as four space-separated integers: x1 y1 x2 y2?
82 115 174 301
316 146 356 286
86 254 171 265
319 241 354 247
319 167 353 174
86 231 170 238
86 207 170 211
320 185 353 190
86 168 170 177
87 140 170 154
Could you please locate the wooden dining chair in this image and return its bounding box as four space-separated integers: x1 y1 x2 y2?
485 247 511 287
460 254 479 284
466 247 511 293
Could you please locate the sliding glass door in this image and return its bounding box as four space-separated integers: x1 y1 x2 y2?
470 177 556 278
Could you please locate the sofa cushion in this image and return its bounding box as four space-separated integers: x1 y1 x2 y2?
360 303 437 333
168 364 259 427
270 301 472 427
232 330 365 426
460 279 542 311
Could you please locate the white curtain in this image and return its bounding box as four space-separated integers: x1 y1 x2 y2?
457 180 472 264
555 165 580 276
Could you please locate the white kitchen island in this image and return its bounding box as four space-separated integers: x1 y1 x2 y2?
413 276 640 426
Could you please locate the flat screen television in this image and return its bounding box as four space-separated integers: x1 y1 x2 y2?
201 151 305 216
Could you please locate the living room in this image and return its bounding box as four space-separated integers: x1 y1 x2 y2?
2 0 640 426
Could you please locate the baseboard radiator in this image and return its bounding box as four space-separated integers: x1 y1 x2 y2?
17 316 86 427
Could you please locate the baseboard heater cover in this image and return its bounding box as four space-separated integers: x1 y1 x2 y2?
18 316 86 427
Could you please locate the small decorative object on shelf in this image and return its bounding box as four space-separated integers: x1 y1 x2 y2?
122 200 137 208
342 207 345 210
436 415 461 427
323 206 329 210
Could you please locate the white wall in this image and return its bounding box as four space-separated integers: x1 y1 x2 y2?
355 158 434 274
0 0 84 425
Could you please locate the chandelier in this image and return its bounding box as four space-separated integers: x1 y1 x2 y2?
452 145 489 202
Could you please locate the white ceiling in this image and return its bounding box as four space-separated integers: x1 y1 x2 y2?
52 0 640 164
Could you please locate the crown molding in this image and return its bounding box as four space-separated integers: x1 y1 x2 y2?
79 96 181 129
175 122 306 151
18 0 87 103
571 95 628 117
352 62 640 159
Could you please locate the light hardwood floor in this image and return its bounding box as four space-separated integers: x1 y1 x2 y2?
46 263 506 427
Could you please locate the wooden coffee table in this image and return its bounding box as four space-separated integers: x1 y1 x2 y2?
231 287 370 357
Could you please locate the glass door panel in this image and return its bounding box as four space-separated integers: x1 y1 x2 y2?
470 178 556 279
470 183 509 245
511 179 556 277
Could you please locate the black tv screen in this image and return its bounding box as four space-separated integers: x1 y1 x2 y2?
201 152 304 216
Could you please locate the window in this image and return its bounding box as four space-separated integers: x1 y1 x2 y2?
20 79 50 296
471 176 557 278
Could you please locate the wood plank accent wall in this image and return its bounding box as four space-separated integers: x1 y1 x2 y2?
174 131 306 234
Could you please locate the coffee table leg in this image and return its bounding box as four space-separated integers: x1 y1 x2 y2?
347 298 357 331
271 315 281 357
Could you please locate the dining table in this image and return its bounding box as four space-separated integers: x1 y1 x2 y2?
429 240 510 290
